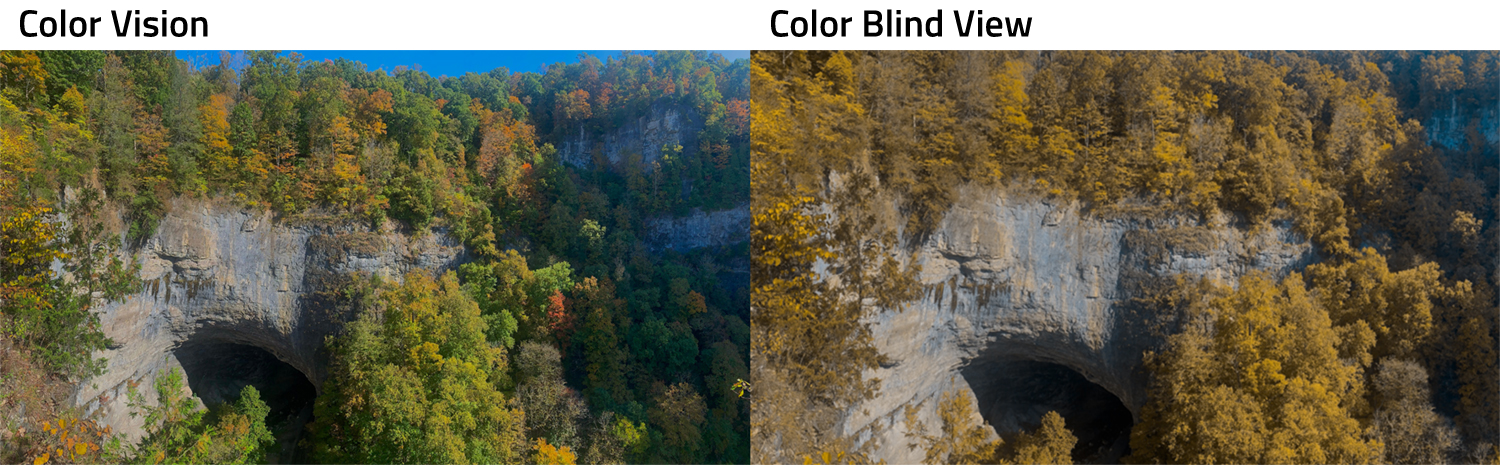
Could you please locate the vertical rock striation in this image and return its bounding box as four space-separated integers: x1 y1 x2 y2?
557 103 702 170
843 187 1314 464
76 202 466 441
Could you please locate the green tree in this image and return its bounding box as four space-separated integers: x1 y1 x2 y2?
124 368 275 465
89 54 138 196
308 272 526 464
575 277 630 406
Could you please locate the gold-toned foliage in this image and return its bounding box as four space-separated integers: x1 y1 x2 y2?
1129 272 1382 464
754 49 1497 464
904 390 1002 465
903 388 1077 465
19 414 111 465
751 50 921 464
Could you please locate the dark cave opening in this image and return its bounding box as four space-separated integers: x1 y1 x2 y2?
175 341 317 464
961 359 1135 464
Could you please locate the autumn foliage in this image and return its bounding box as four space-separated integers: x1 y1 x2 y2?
1 50 750 464
753 50 1497 464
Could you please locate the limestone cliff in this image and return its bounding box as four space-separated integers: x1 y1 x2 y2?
1425 101 1499 152
75 202 466 441
842 186 1315 463
556 102 747 252
644 204 750 251
75 197 749 442
557 103 702 170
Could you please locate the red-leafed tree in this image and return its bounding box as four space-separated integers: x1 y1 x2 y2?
546 289 575 348
726 98 750 137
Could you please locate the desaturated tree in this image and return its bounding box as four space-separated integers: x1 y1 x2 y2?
1370 359 1459 464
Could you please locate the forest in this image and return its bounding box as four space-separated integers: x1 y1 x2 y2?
752 50 1497 464
0 50 749 464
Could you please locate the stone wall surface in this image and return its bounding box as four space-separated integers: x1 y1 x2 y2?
77 198 750 441
77 203 466 441
843 187 1316 464
1425 103 1499 151
644 205 750 251
557 103 702 170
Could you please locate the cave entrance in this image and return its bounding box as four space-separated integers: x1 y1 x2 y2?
961 359 1134 464
176 341 317 464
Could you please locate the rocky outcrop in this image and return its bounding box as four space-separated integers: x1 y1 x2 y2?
1425 100 1499 151
643 205 750 251
75 202 465 441
842 186 1315 464
557 103 702 170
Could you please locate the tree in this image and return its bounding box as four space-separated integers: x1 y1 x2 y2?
1455 311 1499 447
1128 272 1381 464
578 412 646 465
1307 248 1449 362
198 94 236 184
89 54 138 196
531 438 577 465
649 382 707 463
1007 411 1077 465
0 51 49 106
35 51 104 103
308 272 526 464
904 389 1002 465
383 163 437 229
0 169 132 380
575 277 629 407
163 60 204 196
124 368 275 465
987 59 1038 180
751 50 921 464
515 341 587 450
1370 359 1459 464
904 389 1076 465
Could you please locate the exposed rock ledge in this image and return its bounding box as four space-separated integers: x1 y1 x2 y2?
73 199 747 441
75 203 465 441
557 103 702 171
842 186 1315 464
644 205 750 251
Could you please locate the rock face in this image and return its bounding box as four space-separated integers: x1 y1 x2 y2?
75 202 465 441
842 187 1315 464
557 103 702 170
643 205 750 251
1425 100 1499 151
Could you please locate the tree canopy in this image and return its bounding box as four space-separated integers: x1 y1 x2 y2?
1 50 749 465
753 50 1497 464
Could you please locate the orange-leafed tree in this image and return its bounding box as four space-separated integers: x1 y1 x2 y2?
198 94 237 185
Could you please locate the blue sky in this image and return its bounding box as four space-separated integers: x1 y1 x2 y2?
174 50 749 78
